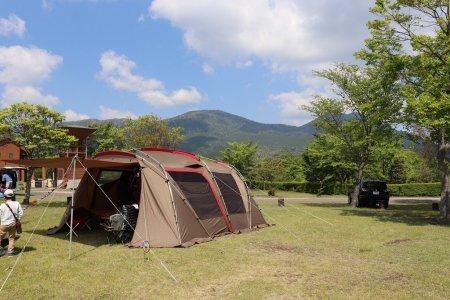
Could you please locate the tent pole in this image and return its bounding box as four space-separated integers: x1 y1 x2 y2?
69 156 76 260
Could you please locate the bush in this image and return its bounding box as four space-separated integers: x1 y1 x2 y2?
250 181 349 195
387 182 441 197
250 181 442 197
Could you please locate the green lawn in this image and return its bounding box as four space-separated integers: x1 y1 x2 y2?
1 196 450 298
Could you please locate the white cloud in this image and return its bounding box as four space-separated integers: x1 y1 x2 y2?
150 0 370 71
202 63 214 74
42 0 52 11
138 14 146 23
63 109 90 121
236 60 253 69
0 14 26 38
99 105 137 120
1 85 60 107
0 45 63 107
98 50 204 107
269 91 315 125
149 0 371 124
0 46 63 86
270 72 333 125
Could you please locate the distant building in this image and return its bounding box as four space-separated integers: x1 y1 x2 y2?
0 126 96 187
62 126 96 159
57 126 96 185
0 138 27 181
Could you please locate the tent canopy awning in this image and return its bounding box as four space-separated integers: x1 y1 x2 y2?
1 157 137 169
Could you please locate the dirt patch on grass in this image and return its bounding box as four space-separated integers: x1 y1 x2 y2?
382 272 411 284
272 271 301 284
384 239 413 246
259 242 300 253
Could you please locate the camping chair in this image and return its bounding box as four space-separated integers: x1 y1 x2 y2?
100 214 126 244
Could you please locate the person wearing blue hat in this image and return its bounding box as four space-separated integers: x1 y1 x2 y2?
1 171 13 189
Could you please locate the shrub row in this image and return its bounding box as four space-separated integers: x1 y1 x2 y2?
387 182 441 197
249 181 348 195
249 181 441 197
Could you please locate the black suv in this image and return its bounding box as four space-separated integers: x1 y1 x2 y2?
348 180 389 208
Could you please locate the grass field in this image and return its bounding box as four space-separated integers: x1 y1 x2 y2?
1 196 450 299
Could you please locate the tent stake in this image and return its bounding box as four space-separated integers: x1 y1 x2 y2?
69 156 76 260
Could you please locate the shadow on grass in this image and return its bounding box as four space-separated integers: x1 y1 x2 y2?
26 201 68 209
27 228 110 248
301 203 450 227
0 246 36 257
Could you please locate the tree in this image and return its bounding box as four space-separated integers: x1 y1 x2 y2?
358 0 450 217
0 103 77 204
302 134 355 191
250 151 305 187
304 64 402 206
220 142 258 178
122 115 183 149
87 122 124 156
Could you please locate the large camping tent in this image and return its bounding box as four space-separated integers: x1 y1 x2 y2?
48 148 268 247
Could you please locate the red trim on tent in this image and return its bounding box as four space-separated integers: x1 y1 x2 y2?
141 147 200 161
95 150 136 158
167 167 233 232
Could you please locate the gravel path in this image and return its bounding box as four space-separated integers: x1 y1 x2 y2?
254 196 439 205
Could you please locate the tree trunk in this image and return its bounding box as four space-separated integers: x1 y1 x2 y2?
438 141 450 219
23 167 34 205
351 165 365 207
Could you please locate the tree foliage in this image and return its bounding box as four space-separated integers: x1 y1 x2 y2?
0 103 77 159
220 142 258 178
251 151 305 182
86 115 184 154
303 64 402 205
87 122 124 156
0 102 77 204
302 134 355 189
358 0 450 217
122 115 183 149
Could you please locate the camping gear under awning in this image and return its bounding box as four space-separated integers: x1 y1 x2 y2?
1 157 137 169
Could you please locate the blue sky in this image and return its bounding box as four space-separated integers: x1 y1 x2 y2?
0 0 372 125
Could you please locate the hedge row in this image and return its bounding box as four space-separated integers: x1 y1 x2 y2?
387 183 441 197
249 181 441 197
249 181 348 195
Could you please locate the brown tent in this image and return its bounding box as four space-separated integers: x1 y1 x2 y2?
48 148 268 247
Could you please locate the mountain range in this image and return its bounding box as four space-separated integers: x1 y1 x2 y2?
65 110 316 156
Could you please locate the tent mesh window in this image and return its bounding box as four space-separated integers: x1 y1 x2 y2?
213 172 246 214
169 172 222 220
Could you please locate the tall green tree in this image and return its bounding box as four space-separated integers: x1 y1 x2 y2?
359 0 450 217
220 142 258 178
122 115 183 149
251 151 305 182
87 122 124 156
304 64 402 206
302 134 355 190
0 103 77 204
